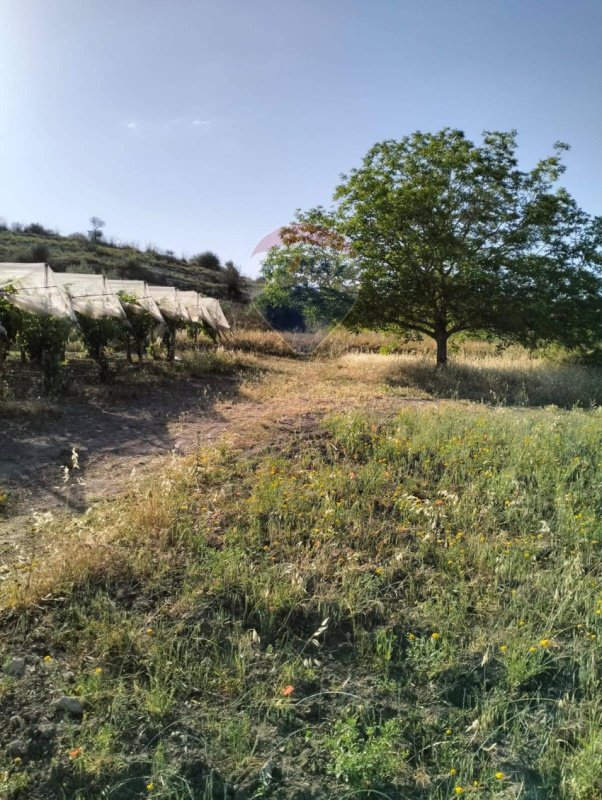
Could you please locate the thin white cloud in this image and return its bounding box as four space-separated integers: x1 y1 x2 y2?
122 118 212 136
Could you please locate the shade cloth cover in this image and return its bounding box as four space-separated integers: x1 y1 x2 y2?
177 290 218 330
147 286 191 322
199 297 230 331
0 263 76 320
55 273 127 321
109 279 166 324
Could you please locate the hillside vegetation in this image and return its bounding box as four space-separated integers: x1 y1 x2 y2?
1 353 600 800
0 224 256 301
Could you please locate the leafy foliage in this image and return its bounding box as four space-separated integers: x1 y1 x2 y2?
87 216 105 244
258 208 358 330
190 250 221 271
223 260 244 301
330 129 602 363
76 315 123 380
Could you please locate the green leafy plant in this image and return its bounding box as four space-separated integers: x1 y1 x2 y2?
325 715 407 790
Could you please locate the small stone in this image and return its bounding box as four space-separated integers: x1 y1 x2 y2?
55 696 83 716
6 657 25 678
7 739 27 757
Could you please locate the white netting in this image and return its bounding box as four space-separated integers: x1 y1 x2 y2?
176 290 218 329
55 273 127 320
0 263 76 320
108 279 166 324
0 263 230 334
169 291 230 332
147 286 191 322
177 290 201 323
199 297 230 330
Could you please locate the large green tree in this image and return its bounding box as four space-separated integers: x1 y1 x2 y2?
333 129 602 364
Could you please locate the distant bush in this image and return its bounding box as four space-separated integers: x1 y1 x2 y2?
223 260 244 301
23 222 54 236
67 233 88 244
29 243 50 263
190 250 221 271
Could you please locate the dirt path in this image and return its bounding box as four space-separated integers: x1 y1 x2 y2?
0 355 433 566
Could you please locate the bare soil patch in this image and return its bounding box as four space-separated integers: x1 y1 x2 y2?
0 355 437 566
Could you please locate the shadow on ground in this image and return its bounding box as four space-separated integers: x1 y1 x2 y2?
386 359 602 409
0 359 253 517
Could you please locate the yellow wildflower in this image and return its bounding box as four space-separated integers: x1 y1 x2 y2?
539 638 551 648
408 633 416 641
495 771 505 780
449 768 457 776
43 655 53 663
455 787 465 795
499 645 508 653
146 782 154 791
431 632 440 640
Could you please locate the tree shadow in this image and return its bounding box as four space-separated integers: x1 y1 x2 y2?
0 359 255 519
385 359 602 409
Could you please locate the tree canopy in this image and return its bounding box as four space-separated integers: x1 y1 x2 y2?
326 129 601 364
257 209 359 331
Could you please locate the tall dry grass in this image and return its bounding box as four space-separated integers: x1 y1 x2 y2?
226 327 532 359
339 351 602 408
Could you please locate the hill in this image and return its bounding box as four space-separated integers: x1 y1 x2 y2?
0 223 257 302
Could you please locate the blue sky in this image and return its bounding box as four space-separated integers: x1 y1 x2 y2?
1 0 601 276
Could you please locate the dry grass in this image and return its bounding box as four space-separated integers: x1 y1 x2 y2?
1 346 601 798
225 326 565 361
335 351 602 408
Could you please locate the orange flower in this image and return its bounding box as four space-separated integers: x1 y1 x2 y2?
282 685 295 697
68 747 83 759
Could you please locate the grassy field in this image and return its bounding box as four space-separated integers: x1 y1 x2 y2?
0 347 601 799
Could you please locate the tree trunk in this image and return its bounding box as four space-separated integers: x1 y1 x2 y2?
436 333 448 366
0 339 8 380
167 324 176 362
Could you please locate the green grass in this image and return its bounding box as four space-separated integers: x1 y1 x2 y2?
1 403 601 799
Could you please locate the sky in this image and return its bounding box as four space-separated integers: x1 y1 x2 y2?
1 0 601 276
